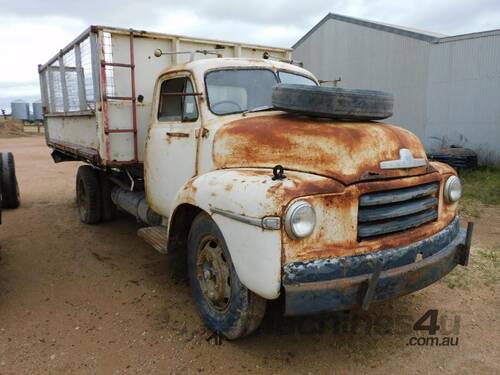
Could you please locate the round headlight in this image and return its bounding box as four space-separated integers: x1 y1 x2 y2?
285 201 316 239
444 175 462 203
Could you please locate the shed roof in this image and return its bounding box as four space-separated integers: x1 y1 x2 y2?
293 13 500 48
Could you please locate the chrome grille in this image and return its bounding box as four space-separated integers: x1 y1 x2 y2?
358 182 439 239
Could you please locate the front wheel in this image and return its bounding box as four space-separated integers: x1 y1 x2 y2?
187 212 266 339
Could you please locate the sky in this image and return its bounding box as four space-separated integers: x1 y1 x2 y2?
0 0 499 112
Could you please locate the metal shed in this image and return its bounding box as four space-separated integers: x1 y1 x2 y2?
293 13 500 164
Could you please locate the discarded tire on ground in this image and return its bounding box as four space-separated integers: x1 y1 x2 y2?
427 147 478 170
272 84 394 120
1 152 20 209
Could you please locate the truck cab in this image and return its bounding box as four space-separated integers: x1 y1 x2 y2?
39 27 472 340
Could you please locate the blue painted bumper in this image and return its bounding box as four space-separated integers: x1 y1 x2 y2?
283 217 473 316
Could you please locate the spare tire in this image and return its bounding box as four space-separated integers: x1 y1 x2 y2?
1 152 20 209
272 84 394 120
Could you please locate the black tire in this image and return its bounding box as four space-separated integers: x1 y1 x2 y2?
427 147 478 170
0 153 3 223
76 165 102 224
1 152 20 209
272 84 394 120
99 171 117 221
187 212 266 339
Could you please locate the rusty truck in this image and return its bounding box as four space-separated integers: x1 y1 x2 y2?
38 26 473 339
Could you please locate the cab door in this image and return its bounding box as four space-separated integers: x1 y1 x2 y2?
145 73 201 218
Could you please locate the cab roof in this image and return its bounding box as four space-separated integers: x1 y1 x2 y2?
158 57 318 82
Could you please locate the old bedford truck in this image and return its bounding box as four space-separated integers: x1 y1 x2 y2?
39 26 473 339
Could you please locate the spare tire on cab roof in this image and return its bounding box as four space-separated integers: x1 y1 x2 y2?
272 84 394 121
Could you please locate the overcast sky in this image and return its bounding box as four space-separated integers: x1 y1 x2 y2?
1 0 499 111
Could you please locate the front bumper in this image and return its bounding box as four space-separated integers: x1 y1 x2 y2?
283 217 473 316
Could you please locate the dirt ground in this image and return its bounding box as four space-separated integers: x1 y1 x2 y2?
0 119 25 137
0 136 499 374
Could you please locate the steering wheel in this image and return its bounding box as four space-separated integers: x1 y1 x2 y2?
211 100 243 112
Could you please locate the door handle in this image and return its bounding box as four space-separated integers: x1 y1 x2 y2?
166 132 190 138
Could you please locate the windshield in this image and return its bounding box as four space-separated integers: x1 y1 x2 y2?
206 69 278 115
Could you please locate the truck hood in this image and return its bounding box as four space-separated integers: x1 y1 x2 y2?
212 114 429 185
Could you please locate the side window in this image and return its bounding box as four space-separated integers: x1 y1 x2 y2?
183 80 198 121
158 77 199 122
278 71 317 86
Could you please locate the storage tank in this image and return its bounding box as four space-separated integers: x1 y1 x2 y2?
10 100 30 121
32 100 43 121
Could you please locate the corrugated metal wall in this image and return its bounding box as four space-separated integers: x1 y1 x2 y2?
293 18 500 164
426 35 500 163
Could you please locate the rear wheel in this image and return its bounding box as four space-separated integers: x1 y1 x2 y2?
76 165 102 224
99 171 117 221
187 212 266 339
1 152 20 209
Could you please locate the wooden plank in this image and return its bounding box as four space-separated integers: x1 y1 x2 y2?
137 226 169 253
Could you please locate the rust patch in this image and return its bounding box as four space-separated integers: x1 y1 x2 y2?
212 113 428 185
265 173 344 209
182 178 198 194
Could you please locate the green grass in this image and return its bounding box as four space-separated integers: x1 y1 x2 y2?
476 246 500 287
443 245 500 290
460 167 500 206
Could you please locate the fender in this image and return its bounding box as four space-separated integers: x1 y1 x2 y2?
169 168 343 299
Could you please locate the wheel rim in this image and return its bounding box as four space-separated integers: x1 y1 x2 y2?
196 235 232 312
77 179 87 218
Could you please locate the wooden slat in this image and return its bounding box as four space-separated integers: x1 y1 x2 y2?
137 227 169 253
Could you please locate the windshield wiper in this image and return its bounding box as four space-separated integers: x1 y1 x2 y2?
242 105 274 116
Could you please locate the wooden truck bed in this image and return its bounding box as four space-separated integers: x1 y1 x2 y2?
38 25 291 166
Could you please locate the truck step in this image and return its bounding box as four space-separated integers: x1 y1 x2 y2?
137 226 168 254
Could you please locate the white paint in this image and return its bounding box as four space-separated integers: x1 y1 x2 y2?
145 72 200 217
46 115 98 148
212 215 282 299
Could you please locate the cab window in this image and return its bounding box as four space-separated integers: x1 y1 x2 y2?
158 77 198 122
278 71 317 86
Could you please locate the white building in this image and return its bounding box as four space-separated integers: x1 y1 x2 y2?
293 13 500 164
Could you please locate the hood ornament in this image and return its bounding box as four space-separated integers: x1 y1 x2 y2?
380 148 426 170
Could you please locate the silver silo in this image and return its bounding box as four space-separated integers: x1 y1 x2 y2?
11 99 30 120
33 100 43 121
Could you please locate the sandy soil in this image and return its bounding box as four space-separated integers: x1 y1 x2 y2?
0 136 499 374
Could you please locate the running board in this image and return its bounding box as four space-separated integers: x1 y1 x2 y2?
137 226 168 254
